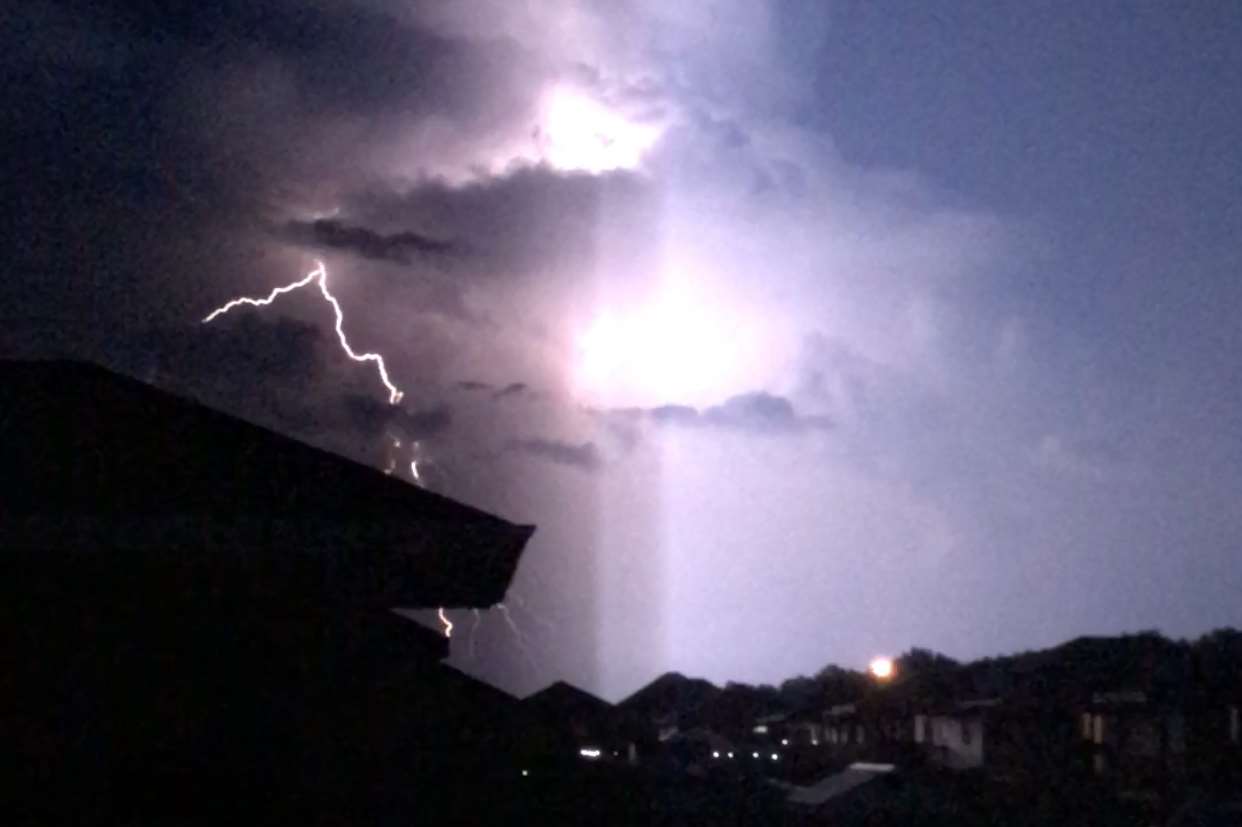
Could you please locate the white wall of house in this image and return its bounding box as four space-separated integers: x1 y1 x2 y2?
927 714 985 769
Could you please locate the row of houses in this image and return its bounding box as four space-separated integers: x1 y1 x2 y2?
788 685 1242 798
536 660 1242 806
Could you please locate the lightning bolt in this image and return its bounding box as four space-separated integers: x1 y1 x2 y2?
203 260 404 405
496 602 539 673
505 588 556 634
204 261 462 648
467 608 482 660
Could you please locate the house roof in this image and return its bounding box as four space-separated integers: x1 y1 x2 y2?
785 764 894 808
0 359 535 608
618 672 721 718
523 680 614 718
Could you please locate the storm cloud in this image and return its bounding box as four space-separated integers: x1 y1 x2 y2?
284 219 455 263
5 0 1241 701
506 438 602 471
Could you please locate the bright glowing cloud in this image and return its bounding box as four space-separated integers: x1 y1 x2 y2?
573 277 762 407
538 85 662 173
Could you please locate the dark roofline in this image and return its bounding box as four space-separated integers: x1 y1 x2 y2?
1 359 536 608
1 359 529 525
523 680 614 710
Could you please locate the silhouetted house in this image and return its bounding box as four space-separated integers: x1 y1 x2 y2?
618 672 721 747
522 680 637 764
1079 690 1186 793
824 703 869 752
913 699 999 770
1182 695 1242 792
1 360 536 825
665 727 738 776
911 696 1077 782
753 711 791 743
787 713 823 747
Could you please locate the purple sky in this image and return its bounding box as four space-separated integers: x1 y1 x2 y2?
3 0 1241 700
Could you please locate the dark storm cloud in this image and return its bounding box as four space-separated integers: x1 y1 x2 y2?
342 393 454 439
456 380 493 392
60 0 532 120
649 404 701 426
507 438 602 471
494 382 528 400
625 393 831 434
703 392 830 433
336 164 660 284
283 219 455 264
152 315 323 386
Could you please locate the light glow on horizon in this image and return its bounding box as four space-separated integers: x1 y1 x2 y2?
869 656 894 680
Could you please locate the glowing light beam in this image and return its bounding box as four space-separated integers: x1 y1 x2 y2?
203 260 404 404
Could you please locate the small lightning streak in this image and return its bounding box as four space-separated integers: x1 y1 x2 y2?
496 602 539 673
203 260 404 404
437 607 454 638
467 609 482 660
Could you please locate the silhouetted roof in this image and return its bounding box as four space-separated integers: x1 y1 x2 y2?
619 672 721 718
524 681 614 718
0 359 535 608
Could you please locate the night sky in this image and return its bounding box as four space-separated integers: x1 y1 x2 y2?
4 0 1241 701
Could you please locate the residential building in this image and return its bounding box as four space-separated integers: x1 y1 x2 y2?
913 699 998 770
1 360 536 824
522 680 638 764
1079 690 1186 792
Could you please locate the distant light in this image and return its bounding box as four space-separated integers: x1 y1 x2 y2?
521 769 529 777
579 747 602 759
781 738 789 746
811 739 820 746
771 753 779 761
752 751 760 759
712 751 720 759
869 657 895 680
727 751 734 759
753 724 769 734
